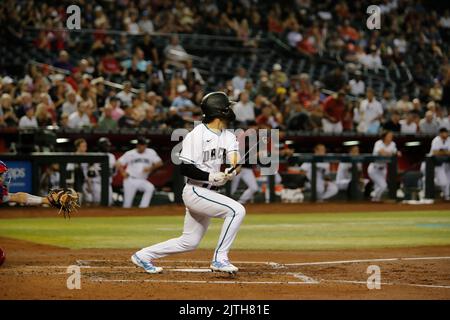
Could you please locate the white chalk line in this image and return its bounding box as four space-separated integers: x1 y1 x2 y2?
323 279 450 289
76 259 280 265
88 278 316 285
284 256 450 266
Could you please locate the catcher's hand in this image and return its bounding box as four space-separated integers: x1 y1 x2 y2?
47 188 80 218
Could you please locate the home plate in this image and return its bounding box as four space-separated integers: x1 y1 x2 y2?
167 268 212 273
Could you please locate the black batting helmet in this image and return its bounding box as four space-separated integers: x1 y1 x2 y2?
98 137 112 152
200 92 236 123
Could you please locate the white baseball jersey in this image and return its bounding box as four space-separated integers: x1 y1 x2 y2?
88 153 117 183
179 123 239 183
336 162 362 182
118 148 162 179
300 162 330 181
429 136 450 155
372 140 397 169
430 135 450 170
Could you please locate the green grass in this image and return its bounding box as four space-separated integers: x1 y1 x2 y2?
1 211 450 250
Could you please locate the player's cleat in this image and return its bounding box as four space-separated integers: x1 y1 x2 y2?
210 260 238 273
131 254 163 274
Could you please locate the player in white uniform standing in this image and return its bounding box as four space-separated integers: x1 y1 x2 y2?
231 121 259 204
425 128 450 200
368 131 400 202
131 92 245 274
300 144 338 201
336 145 368 193
117 137 163 208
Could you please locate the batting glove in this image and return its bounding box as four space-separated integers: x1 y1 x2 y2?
208 172 228 186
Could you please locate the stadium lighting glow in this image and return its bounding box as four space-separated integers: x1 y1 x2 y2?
405 141 421 147
56 138 70 143
343 140 360 146
285 140 294 145
131 139 138 144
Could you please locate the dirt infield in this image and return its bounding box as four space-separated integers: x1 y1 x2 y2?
1 202 449 218
1 236 449 299
1 203 450 299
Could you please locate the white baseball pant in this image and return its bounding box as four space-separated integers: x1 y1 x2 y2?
434 165 450 200
123 177 155 208
368 163 387 201
231 168 258 204
316 180 338 200
83 181 113 205
136 184 246 262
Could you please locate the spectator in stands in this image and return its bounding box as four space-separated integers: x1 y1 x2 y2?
164 34 189 66
118 104 138 128
18 106 38 128
140 106 160 129
0 93 18 127
165 106 185 128
348 70 365 96
395 93 413 114
232 67 248 92
321 67 346 92
256 102 282 129
97 105 118 130
107 96 124 121
171 84 197 119
116 81 134 107
62 91 79 116
53 50 73 72
15 92 33 119
321 90 346 133
68 101 91 129
35 103 53 127
138 10 155 34
429 79 443 102
419 111 439 134
139 34 159 65
400 112 418 134
383 111 401 132
60 113 70 128
359 45 383 70
233 91 255 125
354 88 383 134
270 64 288 88
380 89 397 115
256 71 274 98
99 50 122 76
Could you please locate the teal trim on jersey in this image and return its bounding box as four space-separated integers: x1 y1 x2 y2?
192 186 236 261
203 123 221 136
179 155 196 164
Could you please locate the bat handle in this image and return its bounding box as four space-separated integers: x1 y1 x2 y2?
227 166 236 174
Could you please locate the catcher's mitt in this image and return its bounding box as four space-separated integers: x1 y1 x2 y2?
47 188 80 218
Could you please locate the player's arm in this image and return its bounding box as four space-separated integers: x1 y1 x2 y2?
144 160 163 174
8 192 50 206
115 154 129 178
226 150 241 175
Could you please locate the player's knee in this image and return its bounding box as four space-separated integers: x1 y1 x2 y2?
233 202 246 218
179 237 201 251
249 184 259 194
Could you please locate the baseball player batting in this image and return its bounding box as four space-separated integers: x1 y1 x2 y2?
131 91 245 274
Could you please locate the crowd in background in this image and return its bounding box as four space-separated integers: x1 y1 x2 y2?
1 0 450 135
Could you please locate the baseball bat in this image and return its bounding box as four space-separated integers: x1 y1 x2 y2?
227 136 267 174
